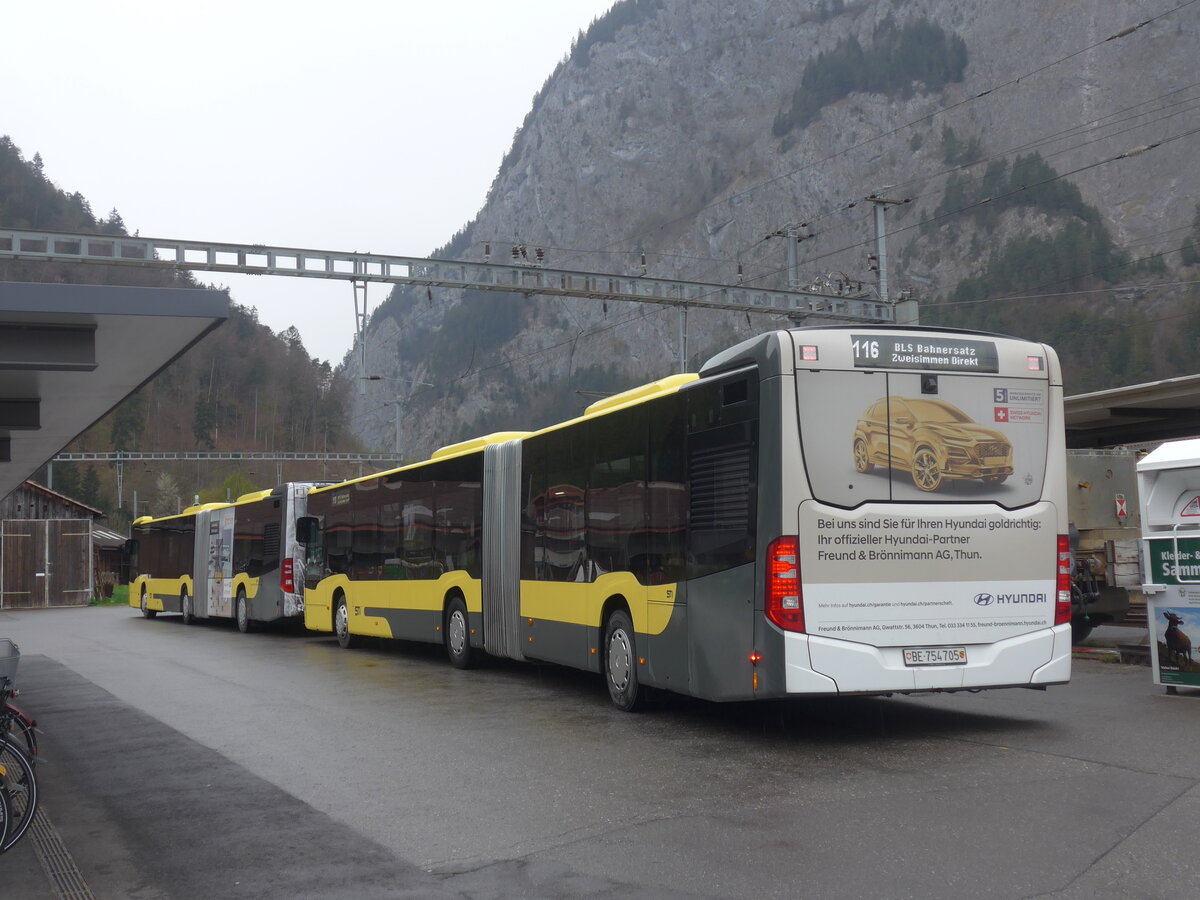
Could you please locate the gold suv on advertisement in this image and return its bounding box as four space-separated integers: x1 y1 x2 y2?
852 397 1013 492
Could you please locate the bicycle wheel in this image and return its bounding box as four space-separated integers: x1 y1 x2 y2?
0 735 38 852
2 706 37 766
0 781 10 854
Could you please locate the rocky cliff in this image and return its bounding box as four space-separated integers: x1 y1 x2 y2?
352 0 1200 457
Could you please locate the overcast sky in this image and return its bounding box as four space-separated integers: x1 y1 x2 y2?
3 0 615 364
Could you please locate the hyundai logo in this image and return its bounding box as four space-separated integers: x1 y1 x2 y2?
973 593 994 606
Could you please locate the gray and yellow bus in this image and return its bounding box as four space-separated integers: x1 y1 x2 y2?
300 324 1072 709
129 483 318 632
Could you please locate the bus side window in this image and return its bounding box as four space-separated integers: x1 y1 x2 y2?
587 406 648 582
297 515 325 582
400 473 435 579
543 428 587 583
352 480 385 581
125 538 140 580
326 500 352 577
520 441 544 581
648 392 687 586
429 455 484 579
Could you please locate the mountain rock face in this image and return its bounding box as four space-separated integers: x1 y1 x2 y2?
352 0 1199 458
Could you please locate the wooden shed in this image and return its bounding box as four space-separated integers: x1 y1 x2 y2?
0 481 106 609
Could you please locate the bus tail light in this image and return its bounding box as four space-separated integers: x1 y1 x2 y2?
1055 535 1072 625
765 536 804 633
281 557 295 594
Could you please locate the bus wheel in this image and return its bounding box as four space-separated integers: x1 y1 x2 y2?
1071 619 1095 644
236 589 254 633
180 588 192 625
604 609 642 712
911 446 943 492
334 594 357 649
445 596 474 669
140 587 157 619
853 439 873 473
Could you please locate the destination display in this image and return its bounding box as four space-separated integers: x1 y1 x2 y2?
851 335 999 373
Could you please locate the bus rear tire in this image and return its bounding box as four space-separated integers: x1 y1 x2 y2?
180 588 192 625
1071 619 1095 644
334 595 357 649
445 596 474 669
236 590 254 634
140 587 156 619
604 609 642 712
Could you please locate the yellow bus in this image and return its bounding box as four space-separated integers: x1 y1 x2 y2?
299 325 1071 709
129 483 319 631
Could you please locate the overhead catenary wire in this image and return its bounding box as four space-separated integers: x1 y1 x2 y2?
393 127 1200 425
727 85 1200 287
550 0 1197 275
917 226 1200 311
920 279 1200 309
498 3 1196 293
736 126 1200 292
370 2 1199 441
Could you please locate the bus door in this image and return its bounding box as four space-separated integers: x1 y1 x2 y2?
520 430 590 666
204 507 235 618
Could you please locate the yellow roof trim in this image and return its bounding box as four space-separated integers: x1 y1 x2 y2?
234 490 273 505
309 377 697 497
133 502 228 525
583 373 698 417
522 372 699 442
182 502 229 515
310 433 524 496
431 431 531 460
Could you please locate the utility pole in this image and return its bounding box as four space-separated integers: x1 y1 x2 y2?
767 223 814 290
352 260 369 394
678 306 688 374
390 401 401 456
867 194 919 325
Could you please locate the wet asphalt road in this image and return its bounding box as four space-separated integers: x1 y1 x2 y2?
1 606 1198 899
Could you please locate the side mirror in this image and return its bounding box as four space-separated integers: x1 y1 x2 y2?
296 516 319 545
124 539 139 555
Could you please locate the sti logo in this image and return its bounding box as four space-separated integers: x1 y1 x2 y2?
993 388 1008 403
974 593 994 606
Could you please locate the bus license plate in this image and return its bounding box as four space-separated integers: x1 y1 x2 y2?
903 647 968 667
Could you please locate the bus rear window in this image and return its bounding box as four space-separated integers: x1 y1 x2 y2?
796 369 1048 508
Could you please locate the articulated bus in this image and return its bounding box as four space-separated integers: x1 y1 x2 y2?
299 325 1071 709
129 483 318 631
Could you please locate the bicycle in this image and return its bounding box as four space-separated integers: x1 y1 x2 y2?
0 679 37 766
0 766 10 851
0 639 38 854
0 733 36 853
